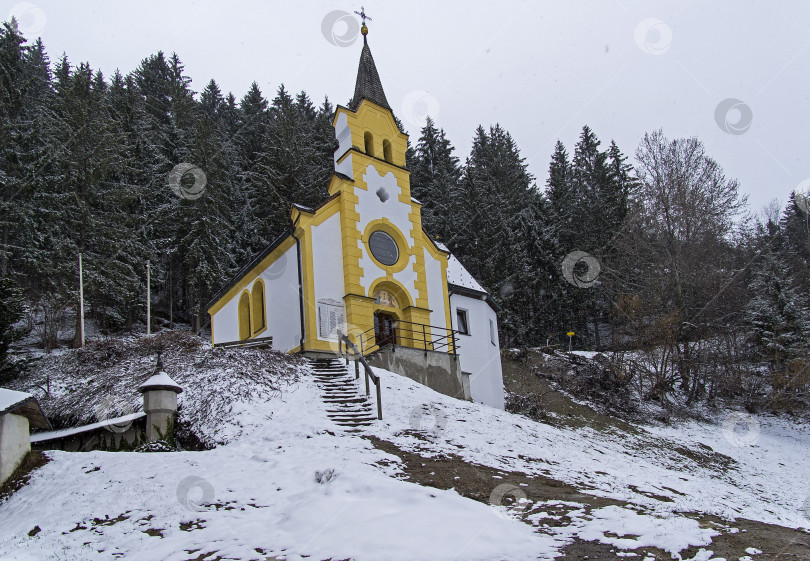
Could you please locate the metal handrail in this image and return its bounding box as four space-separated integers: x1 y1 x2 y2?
337 329 382 420
358 319 459 357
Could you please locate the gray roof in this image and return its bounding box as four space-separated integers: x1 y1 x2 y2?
0 388 51 429
349 38 391 112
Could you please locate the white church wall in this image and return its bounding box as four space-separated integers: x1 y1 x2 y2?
450 294 505 409
356 164 416 295
336 153 353 178
311 212 347 341
211 244 302 352
262 244 302 352
423 248 447 330
212 295 239 345
334 112 353 177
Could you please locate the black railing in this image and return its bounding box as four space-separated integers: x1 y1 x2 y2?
337 329 382 420
358 320 459 357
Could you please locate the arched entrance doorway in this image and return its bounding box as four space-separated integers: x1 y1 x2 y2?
374 311 397 347
369 284 408 351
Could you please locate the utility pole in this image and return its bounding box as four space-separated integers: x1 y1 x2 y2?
78 253 85 347
168 267 173 330
146 260 151 336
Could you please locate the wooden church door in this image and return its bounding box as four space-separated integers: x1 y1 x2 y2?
374 312 397 348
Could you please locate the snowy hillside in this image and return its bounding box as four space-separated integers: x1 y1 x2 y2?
1 349 809 560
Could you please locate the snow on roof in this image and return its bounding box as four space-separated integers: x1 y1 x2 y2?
0 387 51 429
434 240 449 252
447 254 487 294
138 371 183 394
0 388 33 414
31 412 145 443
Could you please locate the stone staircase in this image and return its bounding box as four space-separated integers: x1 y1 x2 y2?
309 358 377 430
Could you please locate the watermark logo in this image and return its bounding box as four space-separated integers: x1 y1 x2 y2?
168 163 207 200
489 483 530 520
265 251 287 280
9 3 47 35
176 476 215 512
634 18 672 55
715 98 753 135
94 395 135 434
400 90 440 132
328 321 365 357
794 180 810 215
561 251 601 288
499 281 515 299
321 10 360 47
409 403 447 436
721 411 760 447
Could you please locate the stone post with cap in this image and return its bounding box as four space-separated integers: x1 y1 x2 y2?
138 353 182 443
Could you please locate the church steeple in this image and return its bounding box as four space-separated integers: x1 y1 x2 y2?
348 24 390 112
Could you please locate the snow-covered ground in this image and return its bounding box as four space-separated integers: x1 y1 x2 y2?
1 361 808 560
366 370 810 530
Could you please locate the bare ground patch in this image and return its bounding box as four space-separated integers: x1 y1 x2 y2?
366 434 810 560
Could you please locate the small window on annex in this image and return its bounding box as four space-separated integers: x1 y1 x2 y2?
489 318 497 345
456 309 470 336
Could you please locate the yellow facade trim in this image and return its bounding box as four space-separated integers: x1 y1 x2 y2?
238 290 252 340
361 219 411 274
250 278 267 337
210 87 461 354
208 236 297 316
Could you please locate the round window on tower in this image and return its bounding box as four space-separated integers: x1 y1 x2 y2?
368 230 399 266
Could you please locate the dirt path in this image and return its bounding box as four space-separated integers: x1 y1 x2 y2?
367 434 810 560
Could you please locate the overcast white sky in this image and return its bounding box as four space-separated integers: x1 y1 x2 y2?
7 0 810 213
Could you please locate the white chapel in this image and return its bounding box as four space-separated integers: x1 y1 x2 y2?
206 25 505 408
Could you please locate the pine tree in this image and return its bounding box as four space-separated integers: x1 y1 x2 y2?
175 79 233 333
746 242 810 365
0 276 25 374
0 21 57 281
409 116 462 244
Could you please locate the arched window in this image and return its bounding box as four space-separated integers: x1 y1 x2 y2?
364 131 375 156
251 279 266 333
238 291 251 340
382 139 393 163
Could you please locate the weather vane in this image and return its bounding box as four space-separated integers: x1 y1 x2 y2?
354 6 372 26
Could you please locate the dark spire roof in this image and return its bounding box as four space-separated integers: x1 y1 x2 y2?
349 37 390 112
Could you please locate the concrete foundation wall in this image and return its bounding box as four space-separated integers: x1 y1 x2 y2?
367 345 469 401
0 413 30 483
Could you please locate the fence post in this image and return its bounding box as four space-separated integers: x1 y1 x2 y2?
355 359 359 380
365 366 370 395
376 382 382 420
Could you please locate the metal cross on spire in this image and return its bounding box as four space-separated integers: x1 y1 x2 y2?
354 6 372 26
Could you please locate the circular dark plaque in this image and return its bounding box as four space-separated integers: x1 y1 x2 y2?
368 230 399 266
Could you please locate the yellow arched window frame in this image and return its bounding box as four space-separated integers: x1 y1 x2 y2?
364 131 375 157
251 278 266 335
382 139 393 163
238 290 251 341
